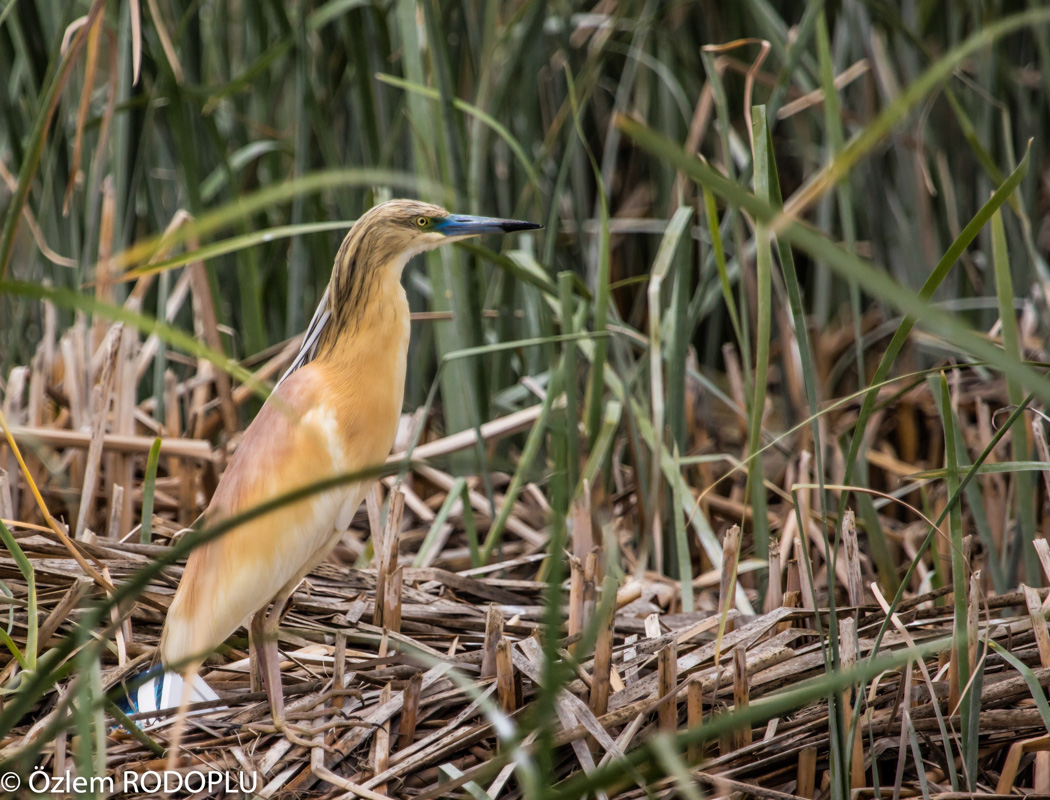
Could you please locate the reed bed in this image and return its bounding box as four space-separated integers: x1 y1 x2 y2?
2 307 1050 797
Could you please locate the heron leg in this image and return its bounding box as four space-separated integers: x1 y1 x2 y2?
259 584 323 749
249 607 267 693
260 593 290 723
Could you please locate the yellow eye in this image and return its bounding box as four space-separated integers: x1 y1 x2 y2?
416 216 429 228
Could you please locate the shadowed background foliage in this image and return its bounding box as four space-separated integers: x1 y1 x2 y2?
5 1 1045 391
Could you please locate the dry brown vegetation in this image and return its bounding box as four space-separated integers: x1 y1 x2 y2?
4 305 1050 797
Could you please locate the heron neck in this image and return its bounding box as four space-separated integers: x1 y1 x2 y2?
316 244 412 357
314 267 411 441
318 263 410 364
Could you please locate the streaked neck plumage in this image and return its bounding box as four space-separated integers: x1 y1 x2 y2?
314 225 417 358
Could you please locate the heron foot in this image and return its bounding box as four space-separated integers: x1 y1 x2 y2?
272 716 330 751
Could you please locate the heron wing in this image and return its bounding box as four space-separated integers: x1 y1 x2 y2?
275 285 331 387
160 364 363 665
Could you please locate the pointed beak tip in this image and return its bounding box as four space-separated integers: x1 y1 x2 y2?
500 220 544 233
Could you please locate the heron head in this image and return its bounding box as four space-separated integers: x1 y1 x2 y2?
321 199 542 336
356 200 542 262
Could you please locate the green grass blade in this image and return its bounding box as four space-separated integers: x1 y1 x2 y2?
0 624 28 671
647 206 693 573
702 186 744 348
0 519 34 670
748 105 773 569
935 373 968 790
579 401 622 493
122 220 352 280
992 205 1039 583
672 445 692 613
479 371 560 564
413 476 467 567
989 641 1050 733
139 437 162 545
558 272 580 492
462 481 481 569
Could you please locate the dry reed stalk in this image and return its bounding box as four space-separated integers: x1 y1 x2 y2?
1 371 26 516
93 176 117 346
1036 539 1050 589
332 631 346 716
589 576 614 718
732 646 751 749
380 489 405 628
797 746 817 799
366 483 384 560
687 679 703 762
776 590 799 634
657 640 678 731
622 633 640 686
717 524 740 649
60 332 87 497
1024 585 1050 668
794 526 817 614
371 683 393 793
414 464 543 546
388 403 545 464
997 736 1050 793
7 425 214 461
722 343 748 444
583 550 598 625
481 604 503 679
765 533 782 611
496 638 515 714
134 266 192 381
110 326 137 537
515 638 608 791
569 492 593 657
841 508 863 606
839 616 865 788
568 554 584 652
74 325 121 539
106 484 124 540
63 10 103 213
7 305 1050 797
397 672 422 750
0 469 12 520
186 258 236 437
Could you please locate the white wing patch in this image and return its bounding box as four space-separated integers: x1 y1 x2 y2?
303 404 362 533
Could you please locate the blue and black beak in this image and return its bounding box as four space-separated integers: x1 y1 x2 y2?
436 214 543 237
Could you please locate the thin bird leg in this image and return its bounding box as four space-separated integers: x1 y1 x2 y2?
165 660 202 772
260 586 294 723
249 607 267 693
260 604 288 723
260 585 325 750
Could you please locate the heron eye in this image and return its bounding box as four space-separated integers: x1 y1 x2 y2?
416 216 429 228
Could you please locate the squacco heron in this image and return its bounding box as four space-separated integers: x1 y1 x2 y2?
156 199 540 741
